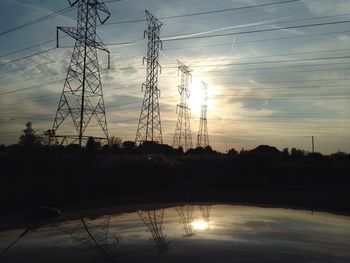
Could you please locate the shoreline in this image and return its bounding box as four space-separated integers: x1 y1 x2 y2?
1 195 350 232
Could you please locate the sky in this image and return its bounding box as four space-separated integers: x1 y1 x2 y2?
0 0 349 153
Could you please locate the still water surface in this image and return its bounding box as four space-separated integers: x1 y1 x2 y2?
0 204 349 262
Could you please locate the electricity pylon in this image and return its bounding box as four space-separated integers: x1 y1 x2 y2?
59 216 123 262
135 10 163 145
175 205 195 237
138 209 169 252
172 61 193 151
197 81 209 148
199 205 211 225
51 0 110 146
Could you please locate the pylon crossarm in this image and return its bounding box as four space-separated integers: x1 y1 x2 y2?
57 27 77 47
57 27 109 54
68 0 79 7
95 34 110 53
94 2 111 24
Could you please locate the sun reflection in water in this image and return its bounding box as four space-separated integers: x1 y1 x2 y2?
191 220 209 230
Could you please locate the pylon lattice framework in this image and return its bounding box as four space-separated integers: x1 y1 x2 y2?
52 0 110 146
135 10 163 145
199 205 211 223
138 209 169 252
172 61 193 151
59 216 121 262
175 205 195 237
197 81 209 148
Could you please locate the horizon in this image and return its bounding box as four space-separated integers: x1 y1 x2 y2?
1 0 350 154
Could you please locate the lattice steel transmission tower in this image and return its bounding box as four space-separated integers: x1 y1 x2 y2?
59 216 123 262
199 205 211 224
135 10 163 145
51 0 111 146
175 205 195 237
138 209 169 252
172 61 193 151
197 81 209 148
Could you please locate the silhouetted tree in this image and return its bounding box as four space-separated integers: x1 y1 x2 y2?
42 129 59 146
308 152 324 161
330 151 349 161
205 145 213 152
122 141 137 153
86 137 101 153
108 136 122 150
18 122 42 148
227 148 238 156
187 146 216 155
251 145 280 156
239 148 247 155
282 148 289 156
280 148 289 160
291 148 305 159
139 141 175 155
186 147 204 155
66 144 81 153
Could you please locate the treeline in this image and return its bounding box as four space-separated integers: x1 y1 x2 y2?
3 122 349 159
0 122 349 213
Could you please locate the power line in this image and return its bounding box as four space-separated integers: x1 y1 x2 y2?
1 3 349 65
3 20 350 69
2 82 349 109
4 41 350 77
215 96 350 100
2 97 350 119
163 30 350 51
212 84 350 92
0 79 64 96
162 19 350 42
160 52 350 69
0 38 57 59
0 47 56 68
0 37 143 69
197 66 350 76
0 6 74 37
0 0 122 37
2 11 348 63
105 0 301 25
180 64 350 76
4 62 348 97
0 67 169 97
94 20 350 53
161 0 301 19
194 61 350 72
177 48 350 63
104 0 123 3
209 77 350 84
160 55 350 68
150 66 348 79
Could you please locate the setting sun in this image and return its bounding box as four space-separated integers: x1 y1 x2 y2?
188 77 206 114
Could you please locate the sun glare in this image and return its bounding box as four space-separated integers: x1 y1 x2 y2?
191 220 209 230
189 77 206 114
188 77 217 117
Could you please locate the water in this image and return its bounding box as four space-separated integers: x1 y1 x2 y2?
0 204 349 262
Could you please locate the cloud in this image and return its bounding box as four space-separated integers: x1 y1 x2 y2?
0 0 349 153
304 0 350 15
